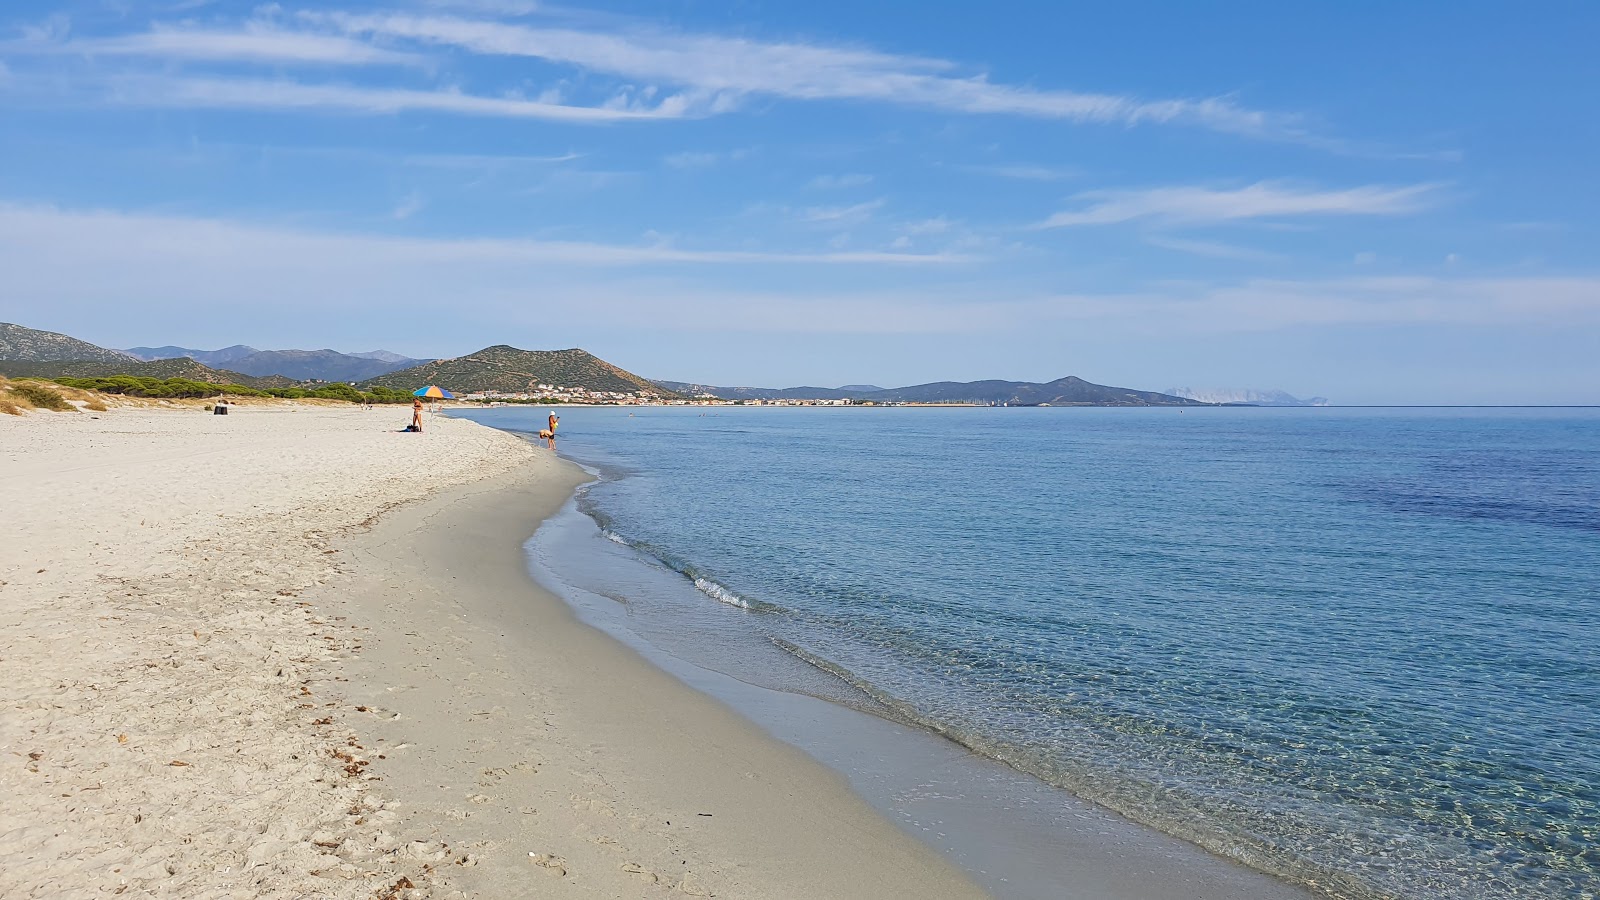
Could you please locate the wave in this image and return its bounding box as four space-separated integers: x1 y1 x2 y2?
580 503 778 614
693 577 751 609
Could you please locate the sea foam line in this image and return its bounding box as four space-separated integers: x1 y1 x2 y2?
693 577 751 609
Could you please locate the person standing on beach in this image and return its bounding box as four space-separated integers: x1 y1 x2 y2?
544 411 559 449
412 396 424 432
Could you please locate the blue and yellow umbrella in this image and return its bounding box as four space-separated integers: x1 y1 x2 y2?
412 385 455 399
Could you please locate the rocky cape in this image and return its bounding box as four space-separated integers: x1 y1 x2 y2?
655 375 1204 406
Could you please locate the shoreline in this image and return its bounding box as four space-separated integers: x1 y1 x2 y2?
1 402 1318 899
328 456 989 898
0 404 987 898
526 493 1322 900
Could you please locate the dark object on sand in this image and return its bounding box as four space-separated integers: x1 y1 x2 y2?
212 403 228 415
401 424 421 433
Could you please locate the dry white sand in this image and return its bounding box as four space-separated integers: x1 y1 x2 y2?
0 404 983 898
0 405 540 898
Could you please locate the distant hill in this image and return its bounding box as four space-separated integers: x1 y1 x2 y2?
1 322 136 364
346 350 416 364
654 381 864 401
876 376 1199 406
0 356 268 386
1167 387 1329 407
224 349 424 382
363 345 673 396
658 375 1202 406
123 344 426 381
125 344 259 367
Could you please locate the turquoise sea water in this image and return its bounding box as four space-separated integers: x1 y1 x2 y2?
459 406 1600 899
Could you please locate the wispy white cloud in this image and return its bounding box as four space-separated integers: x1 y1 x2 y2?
17 15 71 44
391 192 424 220
418 0 542 15
4 205 1597 338
1144 235 1282 262
254 144 582 167
960 163 1079 181
0 203 972 268
800 199 883 224
663 148 750 168
401 150 581 167
807 173 873 189
306 12 1300 138
1156 275 1600 330
1039 181 1439 228
35 25 423 66
100 75 714 121
663 151 718 168
902 216 953 235
0 203 986 338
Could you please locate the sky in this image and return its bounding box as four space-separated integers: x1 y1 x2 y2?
1 1 1597 403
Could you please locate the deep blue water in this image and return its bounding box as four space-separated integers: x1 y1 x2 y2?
459 406 1600 899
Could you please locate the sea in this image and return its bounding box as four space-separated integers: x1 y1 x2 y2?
454 405 1600 900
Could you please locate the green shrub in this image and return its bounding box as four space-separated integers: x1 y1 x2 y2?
9 381 75 411
54 376 266 399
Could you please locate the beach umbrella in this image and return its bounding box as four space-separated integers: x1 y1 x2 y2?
413 385 455 399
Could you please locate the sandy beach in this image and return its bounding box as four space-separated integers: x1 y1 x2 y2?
0 403 983 898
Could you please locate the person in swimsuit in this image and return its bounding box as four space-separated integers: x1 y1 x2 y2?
412 396 424 431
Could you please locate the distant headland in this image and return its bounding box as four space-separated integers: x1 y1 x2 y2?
1 322 1318 408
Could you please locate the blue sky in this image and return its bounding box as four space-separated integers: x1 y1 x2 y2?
1 1 1596 403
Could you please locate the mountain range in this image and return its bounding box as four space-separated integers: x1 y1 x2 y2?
656 376 1202 406
1165 387 1330 407
3 322 1310 406
124 344 429 382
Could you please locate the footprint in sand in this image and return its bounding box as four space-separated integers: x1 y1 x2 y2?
570 795 615 816
676 872 714 896
620 862 660 884
528 853 566 876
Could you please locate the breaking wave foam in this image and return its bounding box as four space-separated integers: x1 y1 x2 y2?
693 577 751 609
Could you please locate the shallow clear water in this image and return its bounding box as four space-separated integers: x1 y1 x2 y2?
459 406 1600 899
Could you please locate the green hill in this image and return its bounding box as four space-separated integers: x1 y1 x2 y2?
655 375 1203 406
0 322 137 364
871 375 1202 406
362 345 674 397
0 356 269 387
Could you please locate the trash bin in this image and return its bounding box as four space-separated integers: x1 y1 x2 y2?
213 404 228 415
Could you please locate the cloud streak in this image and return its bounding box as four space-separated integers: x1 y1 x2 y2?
1039 181 1440 228
808 173 873 189
37 25 423 66
306 11 1296 138
101 75 714 121
1144 235 1283 262
800 199 883 224
0 203 973 268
